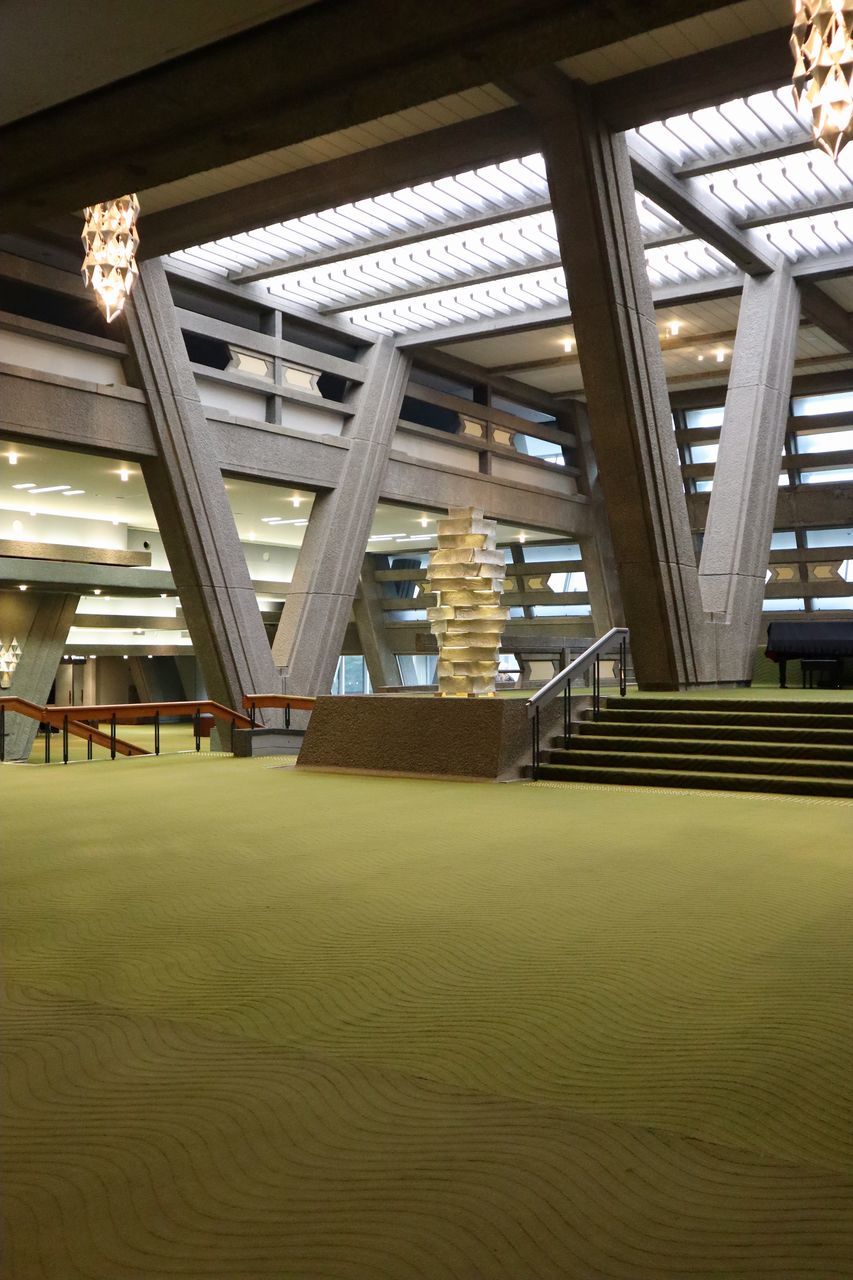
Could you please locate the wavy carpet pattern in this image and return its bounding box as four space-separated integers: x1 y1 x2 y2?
3 756 853 1278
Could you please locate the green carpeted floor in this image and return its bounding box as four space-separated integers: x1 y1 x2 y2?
2 755 853 1278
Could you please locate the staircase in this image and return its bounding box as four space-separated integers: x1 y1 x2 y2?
535 696 853 798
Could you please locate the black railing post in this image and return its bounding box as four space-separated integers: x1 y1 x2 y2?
154 709 160 756
620 636 627 697
110 713 116 760
230 716 236 754
194 709 201 752
44 722 50 764
533 706 540 779
0 705 5 763
250 701 256 728
62 714 69 764
87 733 93 761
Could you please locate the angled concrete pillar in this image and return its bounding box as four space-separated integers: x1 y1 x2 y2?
569 400 624 637
124 259 280 714
2 591 78 759
353 555 399 690
272 338 410 694
699 266 800 681
514 73 706 688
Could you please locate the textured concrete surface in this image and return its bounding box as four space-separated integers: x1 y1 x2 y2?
297 693 560 779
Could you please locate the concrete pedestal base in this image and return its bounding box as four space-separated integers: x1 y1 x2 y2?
233 727 305 757
296 695 561 780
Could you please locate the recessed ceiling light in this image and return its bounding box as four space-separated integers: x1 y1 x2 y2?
668 321 681 337
419 516 430 527
292 496 302 507
8 451 18 465
123 654 128 659
562 338 573 354
119 469 129 482
697 354 704 362
247 531 256 540
18 584 27 591
518 531 526 543
12 482 34 490
93 589 101 595
716 349 726 363
89 654 96 659
61 489 85 496
160 593 167 599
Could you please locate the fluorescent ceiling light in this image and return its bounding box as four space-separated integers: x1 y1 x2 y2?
29 485 71 494
12 482 34 490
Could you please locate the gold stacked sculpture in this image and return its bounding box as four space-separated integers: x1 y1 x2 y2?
425 507 508 696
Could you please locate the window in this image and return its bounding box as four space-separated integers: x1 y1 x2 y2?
694 479 713 493
800 466 853 485
763 598 805 611
513 434 565 466
684 406 724 429
520 542 582 563
331 655 372 695
805 528 853 547
532 604 592 617
814 595 853 609
396 654 437 686
770 531 798 550
793 429 853 454
547 570 587 593
791 390 853 417
687 443 719 465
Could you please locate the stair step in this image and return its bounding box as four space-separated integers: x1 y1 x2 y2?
605 696 853 716
551 733 853 761
542 748 853 780
533 764 853 799
594 707 853 729
580 720 853 745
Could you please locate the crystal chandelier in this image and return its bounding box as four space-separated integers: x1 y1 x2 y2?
792 0 853 160
81 194 140 322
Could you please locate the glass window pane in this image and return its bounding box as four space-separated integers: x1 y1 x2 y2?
805 527 853 547
513 433 565 466
763 598 805 611
684 406 724 429
814 595 853 609
688 443 719 464
532 604 592 617
694 479 713 492
794 429 853 453
800 466 853 485
770 530 798 550
521 543 582 562
791 390 853 417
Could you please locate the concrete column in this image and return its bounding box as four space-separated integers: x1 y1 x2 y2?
352 555 399 690
699 266 800 681
124 259 280 716
2 590 78 759
570 400 624 637
514 73 706 688
272 338 410 694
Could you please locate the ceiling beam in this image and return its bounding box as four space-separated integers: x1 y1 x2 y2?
674 137 812 180
231 193 552 286
0 0 741 235
148 107 540 263
317 257 563 315
797 283 853 352
627 135 778 275
591 27 793 133
394 272 744 347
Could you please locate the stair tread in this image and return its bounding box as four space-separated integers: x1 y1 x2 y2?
549 749 853 767
570 734 853 752
540 762 852 783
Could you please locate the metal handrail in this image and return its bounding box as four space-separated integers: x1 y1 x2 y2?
526 627 629 779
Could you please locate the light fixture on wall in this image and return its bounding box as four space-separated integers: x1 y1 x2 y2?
792 0 853 160
81 194 140 321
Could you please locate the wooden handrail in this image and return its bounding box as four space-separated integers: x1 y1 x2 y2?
48 700 253 728
0 696 147 757
242 693 316 711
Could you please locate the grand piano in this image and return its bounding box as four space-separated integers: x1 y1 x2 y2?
765 621 853 688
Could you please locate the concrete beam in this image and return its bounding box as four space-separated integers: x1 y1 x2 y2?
0 363 155 458
352 556 400 690
272 338 410 695
513 70 707 688
1 1 741 233
698 265 801 679
125 259 281 713
592 28 792 133
1 590 78 759
627 134 777 276
797 284 853 353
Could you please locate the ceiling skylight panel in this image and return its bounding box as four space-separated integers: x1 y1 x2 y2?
761 209 853 261
168 247 231 277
